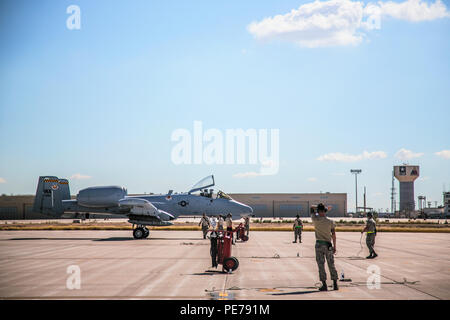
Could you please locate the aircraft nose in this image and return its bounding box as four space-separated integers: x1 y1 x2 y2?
233 201 253 214
244 204 253 214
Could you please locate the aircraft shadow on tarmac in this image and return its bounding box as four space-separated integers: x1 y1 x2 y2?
270 290 320 296
10 237 134 241
11 237 100 241
93 237 136 241
10 237 206 241
94 237 207 242
186 270 225 276
148 238 203 241
94 237 204 241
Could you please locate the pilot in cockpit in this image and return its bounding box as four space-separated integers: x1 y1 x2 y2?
201 189 212 198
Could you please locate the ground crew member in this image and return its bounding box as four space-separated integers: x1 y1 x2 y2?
217 215 224 231
209 229 219 268
244 216 250 236
210 216 217 230
362 212 378 259
225 213 235 245
198 213 210 239
292 214 303 243
311 203 339 291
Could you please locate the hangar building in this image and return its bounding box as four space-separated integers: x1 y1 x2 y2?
230 193 347 217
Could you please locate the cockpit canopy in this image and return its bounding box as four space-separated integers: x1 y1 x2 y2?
189 175 215 194
188 175 233 200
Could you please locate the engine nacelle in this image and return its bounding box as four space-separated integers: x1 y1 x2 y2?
158 210 175 221
119 198 158 215
77 186 127 208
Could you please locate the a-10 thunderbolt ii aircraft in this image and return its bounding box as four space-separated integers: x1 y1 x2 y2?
33 175 253 239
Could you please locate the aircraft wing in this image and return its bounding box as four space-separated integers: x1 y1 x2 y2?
118 198 174 221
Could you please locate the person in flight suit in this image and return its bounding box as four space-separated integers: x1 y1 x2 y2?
198 213 210 239
311 203 339 291
225 213 235 245
217 215 224 231
362 212 378 259
292 214 303 243
210 216 217 230
244 216 250 236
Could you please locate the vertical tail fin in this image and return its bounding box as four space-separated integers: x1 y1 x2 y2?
33 176 68 217
58 178 71 200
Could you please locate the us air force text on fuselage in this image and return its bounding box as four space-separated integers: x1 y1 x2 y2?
179 304 270 318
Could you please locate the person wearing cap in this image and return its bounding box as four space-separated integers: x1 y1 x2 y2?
310 203 339 291
362 212 378 259
292 214 303 243
225 213 235 245
198 213 211 239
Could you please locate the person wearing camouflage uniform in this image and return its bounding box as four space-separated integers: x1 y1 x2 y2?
362 212 378 259
311 203 338 291
198 213 210 239
292 214 303 243
244 216 250 236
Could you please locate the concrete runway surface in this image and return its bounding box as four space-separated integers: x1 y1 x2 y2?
0 230 448 300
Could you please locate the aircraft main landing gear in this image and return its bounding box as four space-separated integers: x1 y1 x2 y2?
133 226 150 239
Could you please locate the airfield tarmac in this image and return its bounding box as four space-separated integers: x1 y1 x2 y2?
0 230 449 300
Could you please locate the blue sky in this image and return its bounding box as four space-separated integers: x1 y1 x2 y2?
0 0 449 211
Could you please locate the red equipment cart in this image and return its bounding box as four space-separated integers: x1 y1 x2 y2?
235 223 249 242
214 230 239 273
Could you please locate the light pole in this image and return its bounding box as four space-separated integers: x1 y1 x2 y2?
350 169 362 215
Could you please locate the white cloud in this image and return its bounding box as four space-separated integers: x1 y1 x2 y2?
0 177 6 183
307 177 318 182
232 172 264 178
371 0 450 22
248 0 365 47
247 0 449 47
394 148 424 160
317 150 387 162
435 150 450 159
70 173 92 180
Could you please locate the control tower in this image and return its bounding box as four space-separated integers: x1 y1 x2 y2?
394 165 420 213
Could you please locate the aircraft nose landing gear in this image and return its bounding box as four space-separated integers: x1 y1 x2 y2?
133 226 150 239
